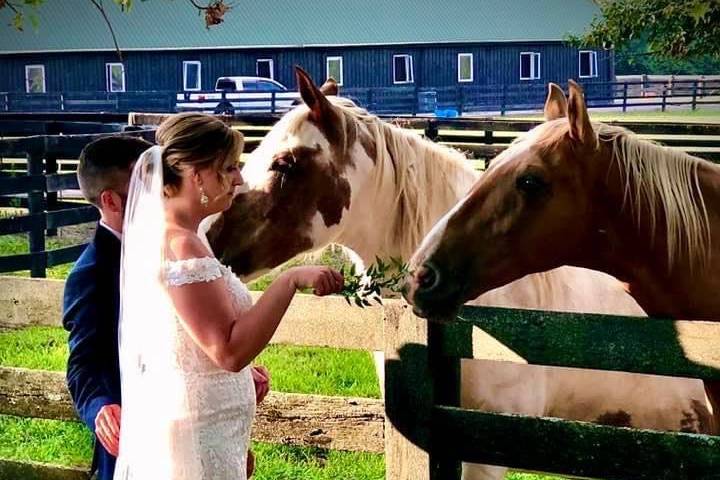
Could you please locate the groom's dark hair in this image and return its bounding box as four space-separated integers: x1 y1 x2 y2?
78 135 153 207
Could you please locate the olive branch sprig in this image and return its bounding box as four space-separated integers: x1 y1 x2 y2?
340 257 411 308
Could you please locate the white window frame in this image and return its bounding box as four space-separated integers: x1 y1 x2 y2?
519 52 541 80
458 53 473 83
326 56 344 86
579 50 598 78
182 61 202 91
256 58 274 79
393 54 414 84
105 62 126 92
25 64 46 93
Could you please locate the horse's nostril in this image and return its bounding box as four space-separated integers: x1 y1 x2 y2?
417 263 440 292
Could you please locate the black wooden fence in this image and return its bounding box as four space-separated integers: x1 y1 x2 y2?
2 114 720 278
0 123 154 277
2 79 719 116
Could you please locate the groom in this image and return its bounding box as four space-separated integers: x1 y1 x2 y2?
63 135 269 480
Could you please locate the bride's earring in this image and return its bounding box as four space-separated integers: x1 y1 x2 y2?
199 186 209 207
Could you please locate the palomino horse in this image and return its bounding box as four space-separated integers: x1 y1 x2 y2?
405 78 720 426
205 69 712 479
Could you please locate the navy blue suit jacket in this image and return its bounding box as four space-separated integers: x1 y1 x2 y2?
62 225 121 480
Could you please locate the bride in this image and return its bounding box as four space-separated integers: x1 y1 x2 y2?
114 112 343 479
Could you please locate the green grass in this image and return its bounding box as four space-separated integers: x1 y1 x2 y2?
0 327 566 479
506 107 720 123
0 326 68 371
0 233 77 280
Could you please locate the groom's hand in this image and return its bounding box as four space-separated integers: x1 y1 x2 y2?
251 365 270 404
95 404 121 457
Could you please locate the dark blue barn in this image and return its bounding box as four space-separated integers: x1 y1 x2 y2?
0 0 612 112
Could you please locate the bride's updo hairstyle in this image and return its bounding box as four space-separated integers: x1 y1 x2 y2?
155 112 244 196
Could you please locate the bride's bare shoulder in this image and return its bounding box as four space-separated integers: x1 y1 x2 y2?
166 227 213 261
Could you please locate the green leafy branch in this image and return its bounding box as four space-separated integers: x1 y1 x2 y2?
340 257 411 308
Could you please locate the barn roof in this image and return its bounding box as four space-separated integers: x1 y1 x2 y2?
0 0 600 54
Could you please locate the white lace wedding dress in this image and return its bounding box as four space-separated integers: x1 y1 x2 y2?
115 256 256 480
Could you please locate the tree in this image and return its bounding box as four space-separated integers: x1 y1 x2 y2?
1 0 234 61
571 0 720 59
1 0 233 31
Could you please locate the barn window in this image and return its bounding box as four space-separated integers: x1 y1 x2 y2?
579 50 598 78
458 53 473 82
256 59 274 79
105 63 125 92
25 65 46 93
393 54 414 84
326 56 344 86
183 61 201 91
520 52 541 80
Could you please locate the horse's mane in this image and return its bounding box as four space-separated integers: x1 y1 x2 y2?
539 120 712 270
329 97 478 260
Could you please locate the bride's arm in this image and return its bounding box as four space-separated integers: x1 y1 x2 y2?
166 235 342 372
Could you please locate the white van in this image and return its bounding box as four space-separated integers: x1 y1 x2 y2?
176 76 300 114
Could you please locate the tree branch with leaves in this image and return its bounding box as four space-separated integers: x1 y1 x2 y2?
2 0 235 60
570 0 720 59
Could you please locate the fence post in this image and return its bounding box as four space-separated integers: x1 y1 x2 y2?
45 153 58 237
500 84 507 116
428 321 463 479
26 150 47 278
661 86 668 112
692 80 699 111
457 86 464 116
424 120 439 141
622 83 628 113
384 304 431 480
413 87 419 117
271 92 276 114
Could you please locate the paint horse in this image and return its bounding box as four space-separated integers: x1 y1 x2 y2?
205 69 712 479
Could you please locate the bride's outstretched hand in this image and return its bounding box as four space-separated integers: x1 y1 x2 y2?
288 266 344 296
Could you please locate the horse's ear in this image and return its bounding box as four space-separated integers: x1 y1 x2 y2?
320 77 339 96
567 80 594 145
544 83 567 121
295 66 334 122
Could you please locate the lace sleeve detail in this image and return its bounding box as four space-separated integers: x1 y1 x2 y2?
164 257 223 287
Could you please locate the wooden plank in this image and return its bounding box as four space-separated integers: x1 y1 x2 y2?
0 253 34 274
0 175 44 196
46 207 98 229
383 303 431 480
0 278 385 351
441 306 720 381
0 367 384 453
0 277 64 328
0 459 89 480
0 213 43 235
46 245 87 268
0 136 44 156
45 173 79 193
432 406 720 480
0 367 76 421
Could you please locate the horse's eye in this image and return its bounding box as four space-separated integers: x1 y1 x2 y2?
516 173 548 196
270 154 295 175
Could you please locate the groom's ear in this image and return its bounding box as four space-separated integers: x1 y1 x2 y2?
99 189 124 214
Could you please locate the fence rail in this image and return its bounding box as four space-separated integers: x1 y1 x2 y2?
2 79 719 116
0 126 155 277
